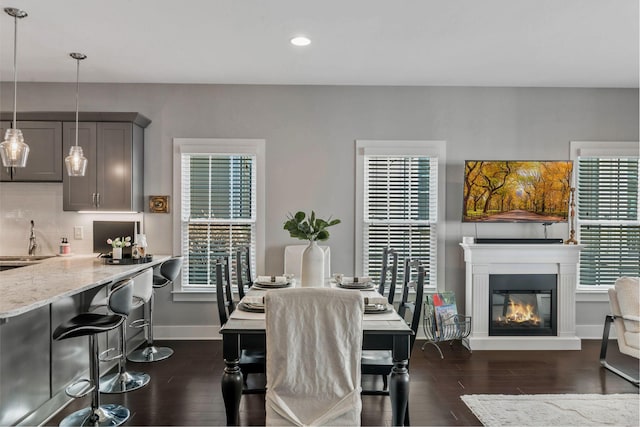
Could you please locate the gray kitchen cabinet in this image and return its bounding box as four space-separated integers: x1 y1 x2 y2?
63 121 145 211
0 305 51 426
0 121 63 182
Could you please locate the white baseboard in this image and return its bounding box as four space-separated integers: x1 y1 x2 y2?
154 324 611 342
577 324 613 340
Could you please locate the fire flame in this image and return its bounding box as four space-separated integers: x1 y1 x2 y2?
497 300 541 324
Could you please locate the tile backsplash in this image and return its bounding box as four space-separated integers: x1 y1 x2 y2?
0 182 143 256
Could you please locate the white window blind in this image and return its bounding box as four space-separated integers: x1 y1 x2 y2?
576 154 639 286
180 154 256 288
363 155 438 287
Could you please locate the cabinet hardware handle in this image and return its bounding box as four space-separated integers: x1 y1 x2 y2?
96 193 100 208
92 193 96 207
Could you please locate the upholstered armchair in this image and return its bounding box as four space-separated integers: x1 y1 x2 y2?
599 276 639 386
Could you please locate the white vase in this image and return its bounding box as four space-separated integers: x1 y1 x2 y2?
112 247 122 260
301 240 324 287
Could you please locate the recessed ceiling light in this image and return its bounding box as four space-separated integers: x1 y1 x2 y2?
290 36 311 47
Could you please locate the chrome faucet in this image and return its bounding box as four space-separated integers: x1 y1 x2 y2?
28 220 37 256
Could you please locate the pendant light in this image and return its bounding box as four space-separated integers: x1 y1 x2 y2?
65 53 88 176
0 8 29 168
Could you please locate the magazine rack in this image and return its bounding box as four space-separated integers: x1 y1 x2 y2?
421 293 472 359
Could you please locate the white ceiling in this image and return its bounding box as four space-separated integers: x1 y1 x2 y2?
0 0 638 87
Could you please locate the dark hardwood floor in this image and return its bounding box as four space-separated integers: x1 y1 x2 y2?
47 339 639 426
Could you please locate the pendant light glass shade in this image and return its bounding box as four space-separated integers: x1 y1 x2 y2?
65 52 88 177
0 129 29 167
65 145 88 176
1 8 29 168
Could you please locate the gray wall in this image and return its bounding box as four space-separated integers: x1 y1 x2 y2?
1 83 638 338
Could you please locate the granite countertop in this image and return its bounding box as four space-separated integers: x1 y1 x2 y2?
0 254 170 319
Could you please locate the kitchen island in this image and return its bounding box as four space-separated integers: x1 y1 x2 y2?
0 254 170 426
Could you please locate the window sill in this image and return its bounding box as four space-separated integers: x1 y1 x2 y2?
172 289 217 302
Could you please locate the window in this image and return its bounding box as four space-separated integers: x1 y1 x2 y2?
571 141 639 288
356 140 446 290
173 139 265 299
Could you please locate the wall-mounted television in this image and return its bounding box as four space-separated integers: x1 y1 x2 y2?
463 160 573 223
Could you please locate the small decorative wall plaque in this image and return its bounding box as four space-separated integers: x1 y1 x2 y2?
149 195 170 213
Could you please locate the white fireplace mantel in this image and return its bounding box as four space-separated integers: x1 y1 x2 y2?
460 242 584 350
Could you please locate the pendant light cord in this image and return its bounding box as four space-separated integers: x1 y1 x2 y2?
12 14 18 130
75 58 80 147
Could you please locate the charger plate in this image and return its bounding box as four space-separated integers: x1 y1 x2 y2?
238 302 265 313
364 303 392 314
252 282 291 290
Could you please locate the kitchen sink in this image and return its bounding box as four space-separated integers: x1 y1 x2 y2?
0 255 56 270
0 255 55 261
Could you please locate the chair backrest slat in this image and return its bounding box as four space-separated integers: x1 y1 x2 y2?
215 256 234 325
235 246 252 299
398 258 425 351
378 247 399 304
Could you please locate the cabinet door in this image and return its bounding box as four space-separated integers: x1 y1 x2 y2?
96 122 134 210
63 122 97 211
0 121 63 182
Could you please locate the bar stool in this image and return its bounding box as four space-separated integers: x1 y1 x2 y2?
53 279 133 427
128 257 183 362
98 268 152 393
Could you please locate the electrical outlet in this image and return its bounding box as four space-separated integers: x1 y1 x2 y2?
73 226 83 240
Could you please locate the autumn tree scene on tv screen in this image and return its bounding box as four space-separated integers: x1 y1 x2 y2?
463 161 573 222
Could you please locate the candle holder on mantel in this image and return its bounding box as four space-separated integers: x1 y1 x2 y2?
565 187 578 245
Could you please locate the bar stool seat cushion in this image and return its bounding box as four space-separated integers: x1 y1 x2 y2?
53 313 125 341
153 275 170 288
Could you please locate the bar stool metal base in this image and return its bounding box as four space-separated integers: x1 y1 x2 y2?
99 371 150 394
128 345 174 362
59 404 130 427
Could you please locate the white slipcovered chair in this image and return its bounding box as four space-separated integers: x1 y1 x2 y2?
283 244 331 278
599 276 639 386
265 288 363 426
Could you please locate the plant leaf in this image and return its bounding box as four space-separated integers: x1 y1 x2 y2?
316 230 329 241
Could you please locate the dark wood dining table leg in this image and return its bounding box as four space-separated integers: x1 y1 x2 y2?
221 333 243 426
389 335 410 426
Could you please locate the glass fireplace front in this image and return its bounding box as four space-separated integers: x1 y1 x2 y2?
489 274 557 336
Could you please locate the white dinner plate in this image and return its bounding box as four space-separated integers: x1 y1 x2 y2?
252 282 291 290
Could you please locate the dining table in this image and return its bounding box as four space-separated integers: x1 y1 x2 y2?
219 277 413 426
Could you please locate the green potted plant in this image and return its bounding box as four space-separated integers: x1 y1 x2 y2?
283 211 340 287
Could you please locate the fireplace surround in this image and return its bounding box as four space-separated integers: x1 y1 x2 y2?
460 242 583 350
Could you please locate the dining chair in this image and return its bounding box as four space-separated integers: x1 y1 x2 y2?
214 257 266 392
378 246 399 304
235 246 253 299
362 258 424 415
283 244 331 278
265 288 364 426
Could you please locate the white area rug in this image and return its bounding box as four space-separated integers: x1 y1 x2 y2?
461 394 639 426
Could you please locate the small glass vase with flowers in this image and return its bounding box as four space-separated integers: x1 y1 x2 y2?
107 236 132 260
